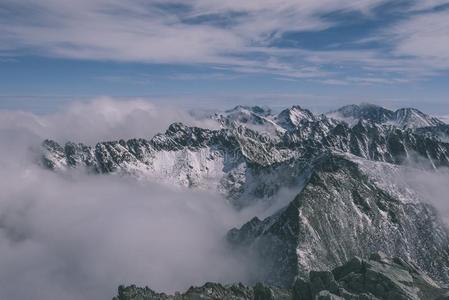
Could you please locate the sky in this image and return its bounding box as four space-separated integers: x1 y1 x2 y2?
1 0 449 114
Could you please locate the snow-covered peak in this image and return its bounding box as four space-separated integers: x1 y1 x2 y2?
391 108 444 129
326 103 394 125
274 105 315 131
213 105 284 135
225 105 272 117
327 103 443 129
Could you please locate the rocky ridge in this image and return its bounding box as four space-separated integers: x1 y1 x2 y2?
41 105 449 207
326 103 444 129
112 253 449 300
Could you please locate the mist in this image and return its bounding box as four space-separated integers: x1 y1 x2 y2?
402 167 449 225
0 98 251 300
0 97 219 145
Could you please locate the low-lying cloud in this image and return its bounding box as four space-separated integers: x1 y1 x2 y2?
0 166 250 300
0 97 218 145
402 167 449 225
0 98 250 300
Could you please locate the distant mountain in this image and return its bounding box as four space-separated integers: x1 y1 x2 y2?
212 105 285 135
273 105 316 131
327 103 394 125
327 103 444 129
40 103 449 288
42 114 449 206
113 253 449 300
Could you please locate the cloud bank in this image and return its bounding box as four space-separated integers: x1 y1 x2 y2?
402 167 449 225
0 98 251 300
0 97 218 144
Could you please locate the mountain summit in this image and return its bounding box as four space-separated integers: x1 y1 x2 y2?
327 103 444 129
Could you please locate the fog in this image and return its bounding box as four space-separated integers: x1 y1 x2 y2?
0 97 219 145
402 167 449 225
0 99 251 300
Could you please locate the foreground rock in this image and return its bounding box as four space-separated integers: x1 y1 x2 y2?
113 282 291 300
112 253 448 300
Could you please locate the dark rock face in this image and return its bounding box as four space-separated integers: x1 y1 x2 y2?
112 282 291 300
228 154 449 287
416 124 449 142
113 254 448 300
319 253 448 300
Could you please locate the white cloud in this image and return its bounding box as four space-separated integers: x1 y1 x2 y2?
2 1 449 86
0 0 388 79
389 9 449 70
0 162 251 299
409 0 449 11
0 98 259 300
0 97 219 144
402 167 449 225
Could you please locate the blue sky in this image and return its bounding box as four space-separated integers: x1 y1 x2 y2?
1 0 449 114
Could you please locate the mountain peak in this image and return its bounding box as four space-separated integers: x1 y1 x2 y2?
327 103 444 129
225 105 272 116
166 122 189 134
393 107 444 129
329 103 394 124
275 105 315 130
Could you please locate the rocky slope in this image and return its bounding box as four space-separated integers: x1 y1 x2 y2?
227 153 449 287
416 124 449 143
112 253 449 300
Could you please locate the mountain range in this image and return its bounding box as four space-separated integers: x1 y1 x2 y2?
39 103 449 299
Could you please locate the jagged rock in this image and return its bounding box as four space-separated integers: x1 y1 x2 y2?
41 106 449 208
326 104 443 129
294 253 449 300
112 282 290 300
416 124 449 142
228 154 449 287
113 254 448 300
315 291 345 300
274 106 316 131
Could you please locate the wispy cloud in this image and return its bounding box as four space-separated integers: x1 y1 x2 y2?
1 0 449 83
388 9 449 70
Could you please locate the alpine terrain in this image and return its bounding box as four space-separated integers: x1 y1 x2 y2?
40 103 449 299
